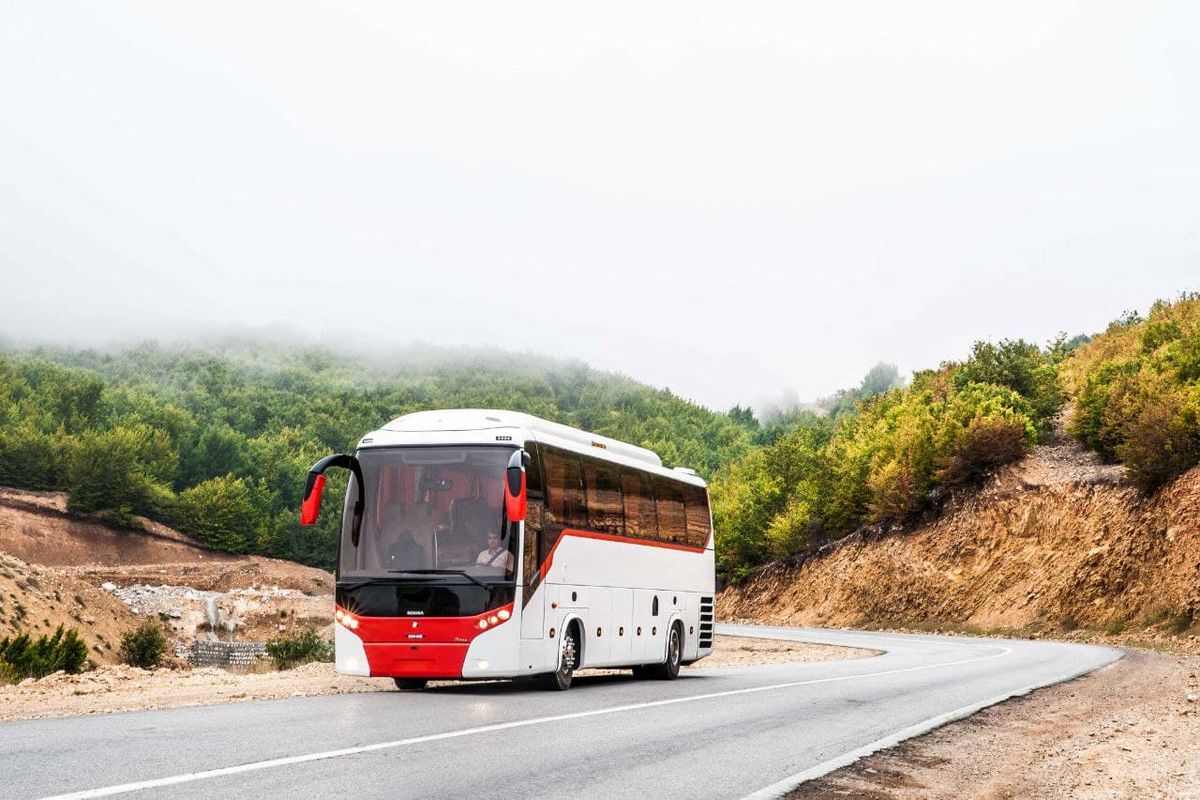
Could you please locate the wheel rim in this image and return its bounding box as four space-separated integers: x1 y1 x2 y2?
559 631 577 677
668 629 680 667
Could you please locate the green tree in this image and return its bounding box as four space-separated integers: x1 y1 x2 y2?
65 425 176 522
175 475 263 553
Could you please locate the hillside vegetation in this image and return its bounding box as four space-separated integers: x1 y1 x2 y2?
1063 294 1200 491
714 292 1200 581
0 342 753 569
713 339 1063 580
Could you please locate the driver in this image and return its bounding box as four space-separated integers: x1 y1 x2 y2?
475 530 514 572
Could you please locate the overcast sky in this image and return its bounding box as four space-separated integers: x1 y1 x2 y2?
2 2 1197 410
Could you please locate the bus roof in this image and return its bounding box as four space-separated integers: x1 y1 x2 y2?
380 409 664 467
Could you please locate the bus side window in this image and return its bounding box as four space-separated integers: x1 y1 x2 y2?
621 468 657 541
524 442 545 503
655 478 687 545
583 457 624 535
682 483 711 549
544 446 586 530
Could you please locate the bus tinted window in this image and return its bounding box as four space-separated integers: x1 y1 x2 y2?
524 441 545 502
621 468 658 540
544 447 587 530
584 458 624 535
655 478 687 545
682 483 711 548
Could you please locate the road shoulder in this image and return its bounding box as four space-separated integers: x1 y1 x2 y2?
790 648 1200 799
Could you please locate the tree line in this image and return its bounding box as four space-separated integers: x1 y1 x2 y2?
0 341 755 570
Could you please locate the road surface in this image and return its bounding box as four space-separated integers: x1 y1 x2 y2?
2 625 1120 800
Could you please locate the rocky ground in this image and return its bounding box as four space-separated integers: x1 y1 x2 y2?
0 491 334 665
791 649 1200 799
0 634 871 721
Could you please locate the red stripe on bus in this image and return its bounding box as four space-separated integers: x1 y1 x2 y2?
539 528 708 579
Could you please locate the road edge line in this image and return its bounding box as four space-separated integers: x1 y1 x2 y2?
739 648 1125 800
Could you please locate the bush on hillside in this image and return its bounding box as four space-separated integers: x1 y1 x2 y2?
0 626 88 680
713 362 1039 579
952 339 1063 432
266 628 333 670
119 621 168 669
1065 294 1200 489
175 475 263 553
1115 390 1200 491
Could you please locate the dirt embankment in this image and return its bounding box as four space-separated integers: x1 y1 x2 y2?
721 436 1200 645
0 490 334 663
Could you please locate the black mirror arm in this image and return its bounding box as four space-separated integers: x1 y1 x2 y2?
306 453 366 547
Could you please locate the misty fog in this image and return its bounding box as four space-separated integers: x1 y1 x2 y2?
2 2 1197 410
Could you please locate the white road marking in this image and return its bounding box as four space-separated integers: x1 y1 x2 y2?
40 644 1011 800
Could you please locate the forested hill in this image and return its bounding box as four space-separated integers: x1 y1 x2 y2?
0 341 754 568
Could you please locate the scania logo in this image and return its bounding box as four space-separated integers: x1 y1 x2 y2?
405 610 425 616
407 634 424 640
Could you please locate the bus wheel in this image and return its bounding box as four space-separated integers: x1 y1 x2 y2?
651 624 682 680
393 678 428 691
542 624 579 691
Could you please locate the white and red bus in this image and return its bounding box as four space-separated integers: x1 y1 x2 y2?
300 409 715 690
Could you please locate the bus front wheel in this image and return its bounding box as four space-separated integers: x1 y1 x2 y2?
542 625 579 691
393 678 428 691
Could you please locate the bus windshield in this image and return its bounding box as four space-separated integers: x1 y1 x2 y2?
338 446 517 581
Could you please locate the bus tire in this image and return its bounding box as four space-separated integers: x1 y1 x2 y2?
541 623 579 691
393 678 428 691
650 623 683 680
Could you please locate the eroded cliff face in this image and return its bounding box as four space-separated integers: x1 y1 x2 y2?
719 440 1200 633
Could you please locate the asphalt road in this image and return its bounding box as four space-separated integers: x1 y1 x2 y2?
1 625 1120 800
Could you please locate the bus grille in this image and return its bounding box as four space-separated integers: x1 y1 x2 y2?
699 596 714 648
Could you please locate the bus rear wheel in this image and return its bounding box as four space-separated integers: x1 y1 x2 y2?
541 625 579 691
649 624 682 680
393 678 428 691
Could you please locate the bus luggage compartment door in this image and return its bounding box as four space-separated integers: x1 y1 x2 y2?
521 582 545 639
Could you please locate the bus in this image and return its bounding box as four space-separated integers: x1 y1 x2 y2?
300 409 715 690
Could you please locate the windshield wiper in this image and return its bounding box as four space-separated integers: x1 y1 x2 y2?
337 576 407 590
392 568 491 590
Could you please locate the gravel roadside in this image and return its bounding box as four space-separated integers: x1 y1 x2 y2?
791 648 1199 799
0 634 872 722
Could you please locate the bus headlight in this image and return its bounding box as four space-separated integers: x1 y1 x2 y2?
497 609 510 621
478 619 489 629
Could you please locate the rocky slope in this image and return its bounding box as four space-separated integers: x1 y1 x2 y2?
0 490 333 665
720 431 1200 641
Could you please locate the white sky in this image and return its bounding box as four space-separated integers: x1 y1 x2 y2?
2 2 1197 410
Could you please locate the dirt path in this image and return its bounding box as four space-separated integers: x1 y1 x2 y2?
791 648 1200 799
0 634 872 722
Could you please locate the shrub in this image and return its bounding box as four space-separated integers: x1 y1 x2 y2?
120 621 168 669
1115 391 1200 491
175 475 262 553
0 626 88 679
266 628 333 670
937 412 1031 486
1064 294 1200 487
953 339 1063 432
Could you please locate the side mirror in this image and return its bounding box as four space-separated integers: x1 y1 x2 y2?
300 473 327 525
300 453 365 546
504 450 528 523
